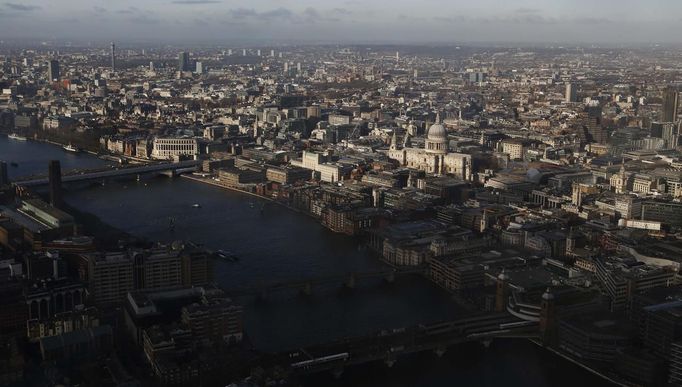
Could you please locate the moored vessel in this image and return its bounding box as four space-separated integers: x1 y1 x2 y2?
7 133 27 141
63 144 81 152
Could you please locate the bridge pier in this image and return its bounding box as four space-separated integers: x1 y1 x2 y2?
301 282 313 297
345 273 356 290
434 346 447 358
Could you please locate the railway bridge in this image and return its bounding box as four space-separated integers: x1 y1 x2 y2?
13 160 199 188
267 312 539 377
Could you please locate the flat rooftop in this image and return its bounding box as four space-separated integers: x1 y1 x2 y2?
0 206 48 233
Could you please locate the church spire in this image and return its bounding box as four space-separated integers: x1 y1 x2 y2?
390 129 398 150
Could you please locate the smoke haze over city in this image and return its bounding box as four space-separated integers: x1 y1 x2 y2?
1 0 682 44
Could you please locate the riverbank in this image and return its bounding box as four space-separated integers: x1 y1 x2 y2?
4 131 147 164
33 137 149 164
181 174 311 218
181 174 275 203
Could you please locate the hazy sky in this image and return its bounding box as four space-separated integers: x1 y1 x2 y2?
1 0 681 44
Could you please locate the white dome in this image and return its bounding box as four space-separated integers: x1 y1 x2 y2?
427 123 447 141
425 113 449 155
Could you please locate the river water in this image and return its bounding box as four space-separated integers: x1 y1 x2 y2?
0 136 112 180
0 136 612 386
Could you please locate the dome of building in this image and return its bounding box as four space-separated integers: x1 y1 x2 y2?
425 113 449 155
427 122 447 141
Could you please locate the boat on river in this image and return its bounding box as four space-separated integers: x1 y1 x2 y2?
215 249 238 262
7 133 27 141
63 144 81 153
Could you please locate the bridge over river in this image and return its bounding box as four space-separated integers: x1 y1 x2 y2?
263 312 539 377
13 160 200 187
222 266 427 298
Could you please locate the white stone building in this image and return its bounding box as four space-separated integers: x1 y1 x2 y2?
387 115 472 180
151 137 199 160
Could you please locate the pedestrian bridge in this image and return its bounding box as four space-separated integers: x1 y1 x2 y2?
223 266 427 298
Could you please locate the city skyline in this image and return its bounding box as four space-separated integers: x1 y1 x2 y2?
1 0 682 44
1 1 682 385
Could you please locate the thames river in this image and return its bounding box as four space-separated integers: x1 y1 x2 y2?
0 135 612 386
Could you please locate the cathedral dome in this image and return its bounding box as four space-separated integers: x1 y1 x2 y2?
425 113 449 155
427 122 447 141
